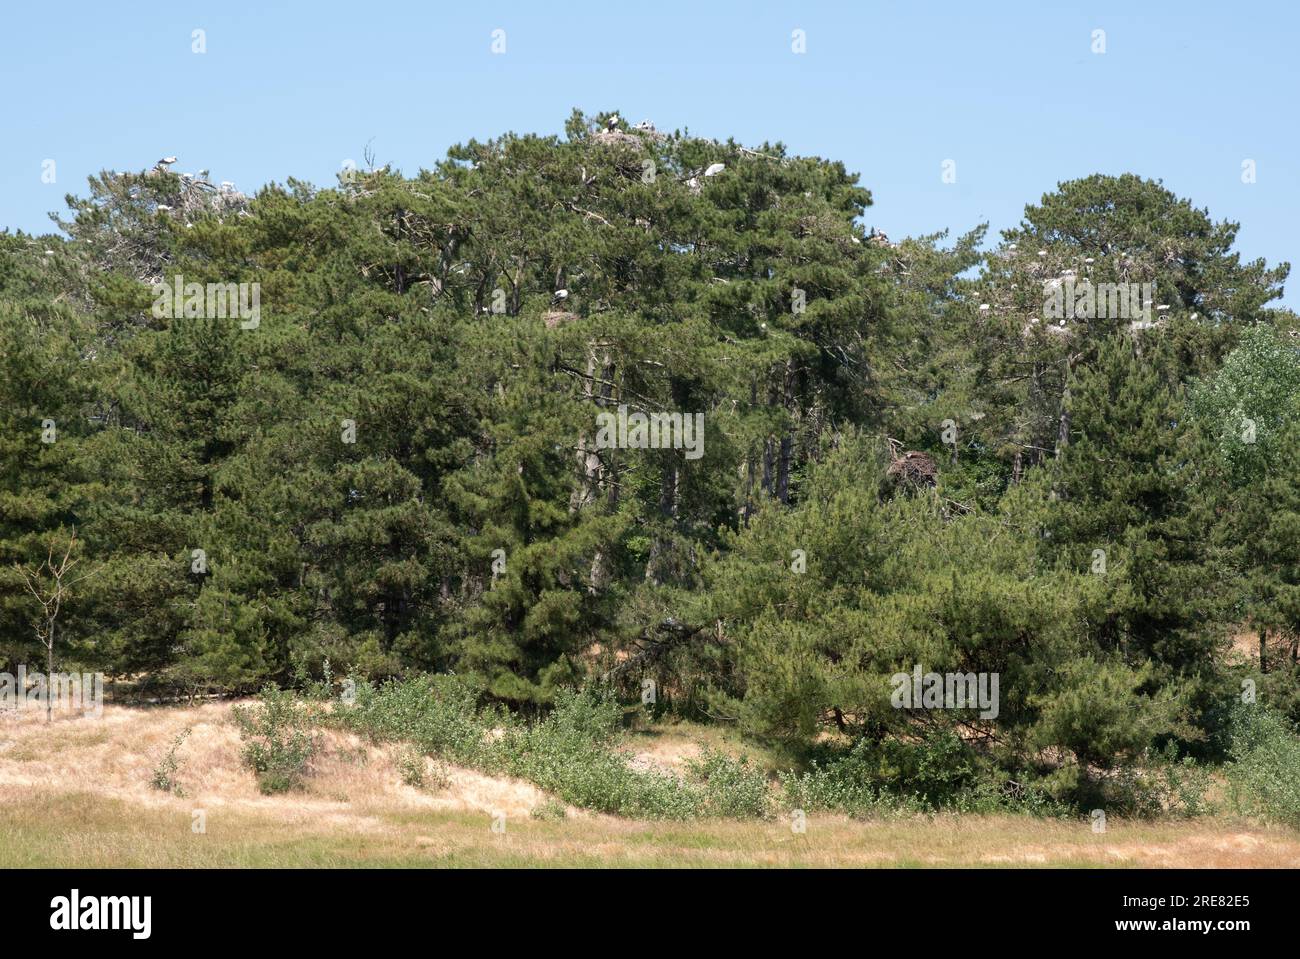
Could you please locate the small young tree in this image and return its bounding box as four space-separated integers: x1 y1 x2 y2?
14 532 94 722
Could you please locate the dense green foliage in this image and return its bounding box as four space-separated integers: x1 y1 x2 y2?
335 675 770 818
3 111 1299 816
1225 705 1300 828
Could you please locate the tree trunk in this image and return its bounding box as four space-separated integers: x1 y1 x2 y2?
777 435 792 504
46 621 54 724
571 346 604 512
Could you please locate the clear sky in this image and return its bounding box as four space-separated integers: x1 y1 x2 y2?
2 0 1296 306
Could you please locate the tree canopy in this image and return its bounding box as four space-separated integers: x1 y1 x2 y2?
2 110 1296 807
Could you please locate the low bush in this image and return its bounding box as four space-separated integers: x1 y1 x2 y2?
342 674 494 766
150 727 191 796
688 748 772 818
499 688 703 818
232 685 321 794
1226 705 1300 828
396 745 427 787
780 740 901 817
530 799 568 821
332 678 780 819
779 737 1071 818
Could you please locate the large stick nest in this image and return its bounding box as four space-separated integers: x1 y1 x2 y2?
886 450 938 488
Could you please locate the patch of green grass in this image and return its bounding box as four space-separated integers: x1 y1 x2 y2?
2 790 1296 868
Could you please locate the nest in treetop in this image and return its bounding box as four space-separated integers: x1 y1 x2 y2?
544 310 578 329
886 450 938 488
592 129 644 149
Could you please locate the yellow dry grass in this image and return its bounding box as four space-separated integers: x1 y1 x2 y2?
2 700 1298 868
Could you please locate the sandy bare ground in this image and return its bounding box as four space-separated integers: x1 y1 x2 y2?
2 701 1298 867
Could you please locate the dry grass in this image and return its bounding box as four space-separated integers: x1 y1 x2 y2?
2 700 1298 868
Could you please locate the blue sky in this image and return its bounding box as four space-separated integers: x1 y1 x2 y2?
3 1 1296 306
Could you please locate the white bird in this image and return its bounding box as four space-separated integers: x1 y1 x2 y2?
606 115 620 130
198 169 209 178
1084 257 1095 264
158 156 177 166
552 289 569 305
156 204 171 211
703 162 725 177
1037 250 1047 257
220 180 235 190
633 119 656 132
979 304 990 312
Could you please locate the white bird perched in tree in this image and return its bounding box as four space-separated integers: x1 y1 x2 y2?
633 119 656 133
703 162 725 177
606 115 620 130
551 289 569 305
157 156 177 167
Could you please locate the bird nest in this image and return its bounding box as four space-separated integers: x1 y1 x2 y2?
592 129 644 149
886 450 938 488
543 310 578 329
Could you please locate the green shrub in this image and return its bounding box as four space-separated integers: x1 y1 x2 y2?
1093 744 1213 819
232 685 321 794
688 748 772 818
150 727 191 796
500 688 704 819
335 679 711 819
341 674 494 766
530 799 568 821
779 736 1071 818
397 745 427 787
1226 705 1300 828
781 740 898 817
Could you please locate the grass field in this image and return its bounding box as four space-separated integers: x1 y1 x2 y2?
2 701 1298 868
